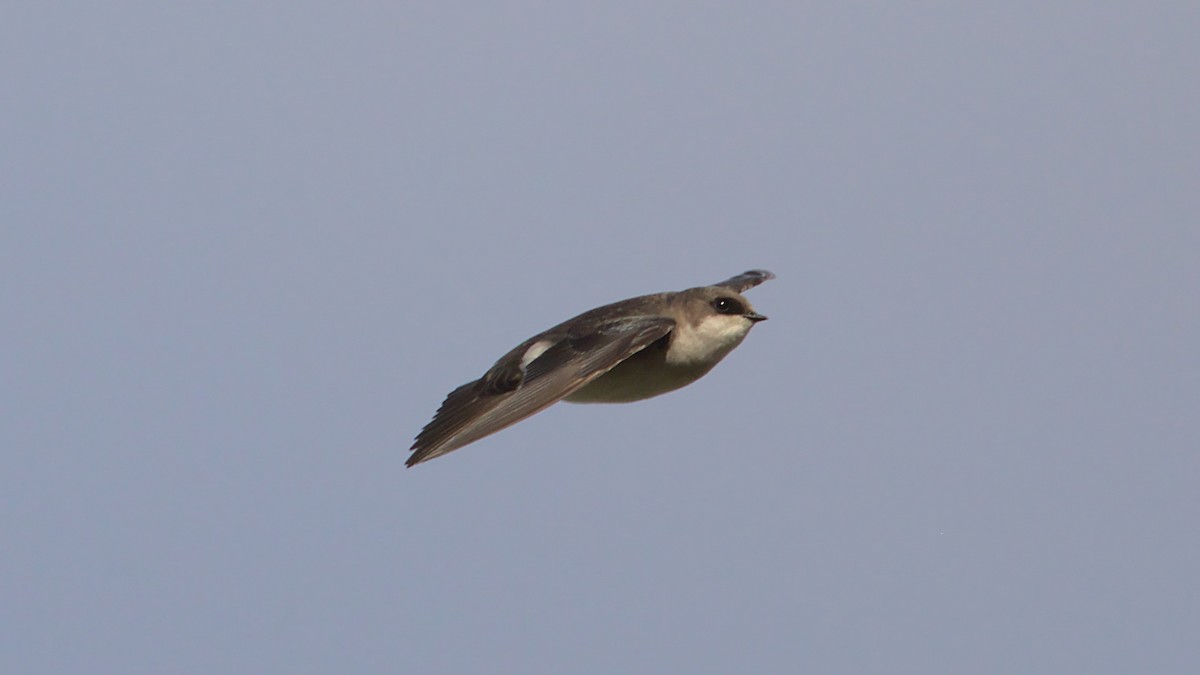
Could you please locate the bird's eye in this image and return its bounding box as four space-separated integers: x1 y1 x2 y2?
712 297 742 314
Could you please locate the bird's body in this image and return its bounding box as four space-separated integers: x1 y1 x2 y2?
564 292 754 403
407 270 774 467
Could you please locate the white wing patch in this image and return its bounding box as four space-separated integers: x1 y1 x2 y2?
519 339 556 368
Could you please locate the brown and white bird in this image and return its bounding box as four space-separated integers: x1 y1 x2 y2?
408 270 774 467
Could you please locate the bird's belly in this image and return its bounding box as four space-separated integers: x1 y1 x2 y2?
564 358 711 404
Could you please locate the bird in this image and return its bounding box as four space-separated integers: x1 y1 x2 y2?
407 269 774 467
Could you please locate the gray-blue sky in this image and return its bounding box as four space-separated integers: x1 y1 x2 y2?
3 3 1197 673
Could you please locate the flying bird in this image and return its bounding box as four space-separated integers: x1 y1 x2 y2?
407 269 774 466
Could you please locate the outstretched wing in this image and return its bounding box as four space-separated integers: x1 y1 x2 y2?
711 269 775 292
407 317 674 467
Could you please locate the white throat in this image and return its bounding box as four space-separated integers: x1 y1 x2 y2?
665 315 751 367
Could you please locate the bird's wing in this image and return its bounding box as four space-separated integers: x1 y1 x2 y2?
711 269 775 292
407 316 674 466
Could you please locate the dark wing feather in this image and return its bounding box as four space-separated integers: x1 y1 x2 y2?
407 317 673 466
711 269 775 292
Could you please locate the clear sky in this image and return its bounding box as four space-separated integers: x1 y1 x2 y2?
3 3 1197 673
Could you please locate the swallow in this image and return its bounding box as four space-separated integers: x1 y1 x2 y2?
408 270 773 466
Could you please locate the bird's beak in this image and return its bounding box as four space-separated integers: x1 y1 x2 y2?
744 312 768 323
